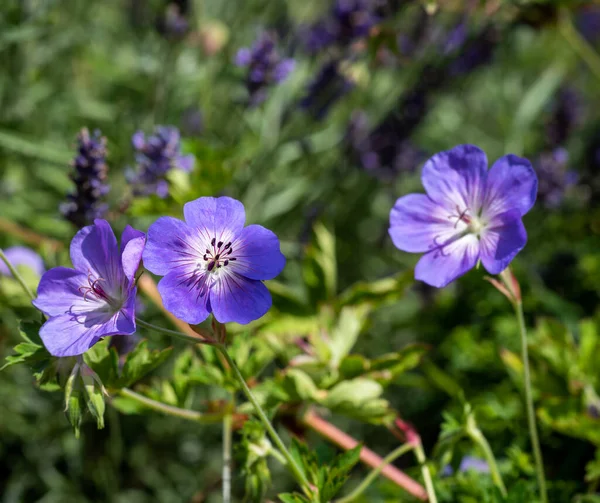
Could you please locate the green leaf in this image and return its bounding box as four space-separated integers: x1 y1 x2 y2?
118 341 172 387
280 369 321 402
323 378 383 409
328 306 369 367
66 389 84 439
84 338 119 387
312 222 337 299
278 493 311 503
82 372 106 429
290 438 320 485
318 446 362 502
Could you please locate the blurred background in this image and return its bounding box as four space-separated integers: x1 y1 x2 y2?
2 0 600 501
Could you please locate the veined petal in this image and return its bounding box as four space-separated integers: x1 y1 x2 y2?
483 154 537 218
183 197 246 239
480 209 527 274
415 234 480 288
210 273 272 324
32 267 102 317
143 217 197 276
121 226 146 285
230 224 286 280
421 144 488 213
70 219 120 285
157 270 211 325
389 194 462 253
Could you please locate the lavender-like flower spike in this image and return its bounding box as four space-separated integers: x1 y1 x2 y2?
389 145 538 288
143 196 285 325
0 246 45 277
61 128 110 228
235 32 295 106
32 220 145 357
127 126 195 198
300 60 353 120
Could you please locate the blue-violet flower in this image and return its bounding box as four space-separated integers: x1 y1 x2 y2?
389 144 537 287
0 246 45 277
32 220 145 357
143 196 285 325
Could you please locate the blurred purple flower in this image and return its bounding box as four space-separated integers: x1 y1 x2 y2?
61 128 110 228
534 148 578 209
442 456 490 476
143 196 285 325
545 87 582 148
346 110 424 179
389 145 537 287
127 126 194 198
0 246 45 277
300 60 353 120
156 2 189 40
576 5 600 45
32 220 145 357
303 0 380 53
235 33 295 106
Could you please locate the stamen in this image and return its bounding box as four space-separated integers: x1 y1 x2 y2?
217 241 223 248
211 238 216 246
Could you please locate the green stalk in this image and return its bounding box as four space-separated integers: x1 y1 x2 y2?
0 248 36 301
223 405 233 503
118 387 224 424
216 345 312 495
336 443 414 503
136 318 216 345
514 300 548 503
466 426 507 497
413 441 438 503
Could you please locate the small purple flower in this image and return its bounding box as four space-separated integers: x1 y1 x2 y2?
32 220 145 357
0 246 45 277
143 196 285 325
459 456 490 473
235 33 295 106
127 126 194 198
535 148 578 208
300 60 353 120
389 145 537 288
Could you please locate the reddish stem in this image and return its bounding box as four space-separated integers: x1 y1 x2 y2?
302 410 428 501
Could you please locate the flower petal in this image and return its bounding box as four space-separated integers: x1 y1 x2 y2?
483 154 538 218
230 224 286 280
389 194 462 253
421 144 488 212
480 210 527 274
70 219 120 284
157 270 211 325
143 216 196 276
414 234 480 288
210 274 272 324
40 314 106 357
32 267 101 317
183 196 246 238
121 226 146 285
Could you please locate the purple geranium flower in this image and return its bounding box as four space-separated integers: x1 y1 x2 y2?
143 196 285 325
389 145 537 288
0 246 45 277
32 220 145 357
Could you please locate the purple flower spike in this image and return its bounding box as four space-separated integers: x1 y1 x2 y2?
143 196 285 325
32 220 145 357
0 246 45 277
389 145 537 288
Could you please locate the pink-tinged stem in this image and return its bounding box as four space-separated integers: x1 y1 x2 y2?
302 410 428 501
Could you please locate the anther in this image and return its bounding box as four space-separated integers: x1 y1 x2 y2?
217 241 223 248
211 238 216 246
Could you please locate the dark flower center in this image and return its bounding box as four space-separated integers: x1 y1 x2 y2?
203 237 237 272
79 272 111 303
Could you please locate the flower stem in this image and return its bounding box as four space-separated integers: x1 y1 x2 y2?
117 387 225 424
514 300 548 503
136 318 216 345
216 345 312 495
336 443 414 503
223 406 233 503
413 440 438 503
0 248 36 301
466 426 507 497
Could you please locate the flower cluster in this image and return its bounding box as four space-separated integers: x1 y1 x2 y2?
32 196 285 356
235 33 295 106
61 128 110 228
534 148 578 208
127 126 195 198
